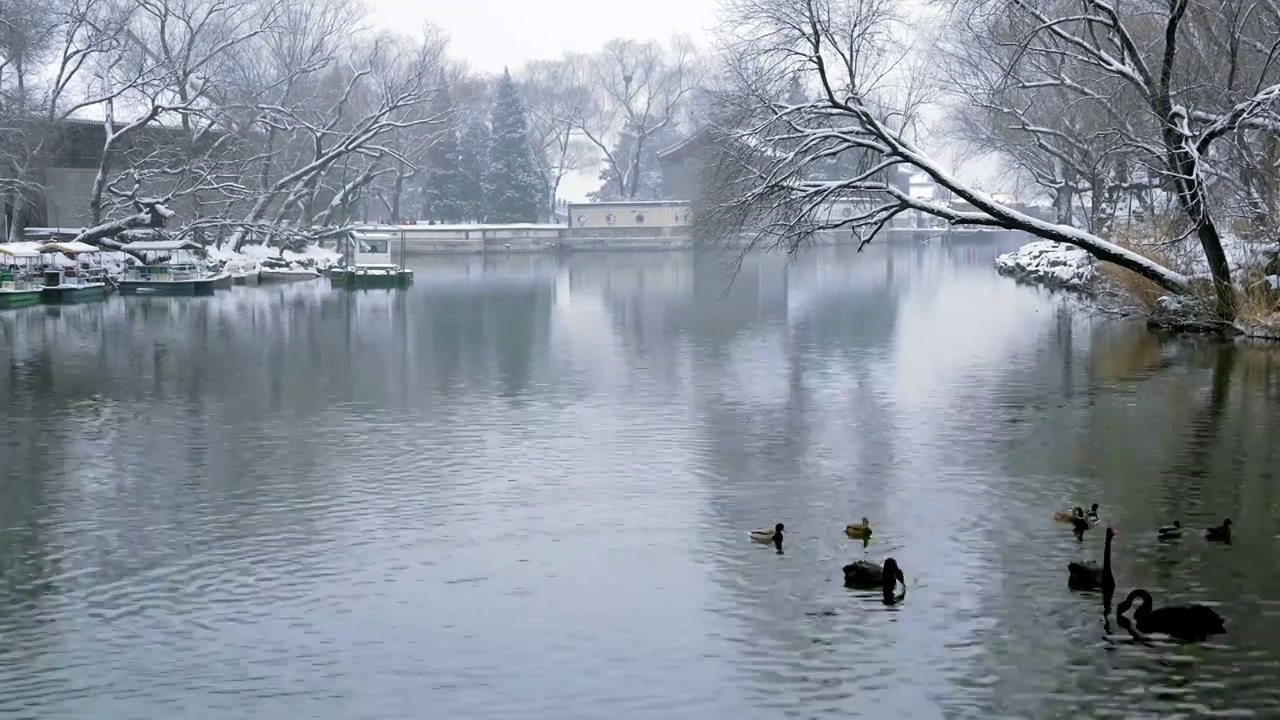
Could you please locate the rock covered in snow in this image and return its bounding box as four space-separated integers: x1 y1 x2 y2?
995 241 1098 292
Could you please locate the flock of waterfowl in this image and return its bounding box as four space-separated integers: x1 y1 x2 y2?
749 507 1236 638
749 518 905 604
1057 506 1231 641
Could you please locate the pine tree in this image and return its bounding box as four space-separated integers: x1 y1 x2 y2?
589 121 675 201
457 115 492 223
420 124 464 222
485 69 543 223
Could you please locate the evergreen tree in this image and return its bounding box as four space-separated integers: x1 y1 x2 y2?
457 115 492 223
419 124 464 222
588 121 675 201
485 69 542 223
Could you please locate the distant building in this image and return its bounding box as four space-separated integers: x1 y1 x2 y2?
655 130 716 202
566 201 692 229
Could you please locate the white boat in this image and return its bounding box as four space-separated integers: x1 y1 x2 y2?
258 266 321 283
36 242 110 303
0 243 43 309
330 228 414 289
116 239 226 295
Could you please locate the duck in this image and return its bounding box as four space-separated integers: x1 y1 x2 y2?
845 518 873 540
1053 507 1085 523
1205 518 1232 542
842 557 905 602
1067 527 1117 591
1116 588 1226 641
1157 520 1182 540
750 523 785 552
1071 514 1091 540
1085 503 1100 526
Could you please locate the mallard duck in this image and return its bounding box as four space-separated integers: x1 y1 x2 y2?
1117 588 1226 641
1071 514 1091 540
1157 520 1182 540
750 523 785 552
1205 518 1232 542
1067 527 1116 591
1054 507 1085 523
842 557 905 601
845 517 872 539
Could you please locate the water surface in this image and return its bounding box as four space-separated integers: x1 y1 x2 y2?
2 241 1280 719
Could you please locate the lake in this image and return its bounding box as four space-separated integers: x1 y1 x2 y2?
2 240 1280 719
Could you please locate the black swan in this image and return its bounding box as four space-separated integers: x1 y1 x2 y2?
1068 527 1116 591
1116 589 1226 640
1157 521 1182 540
843 557 905 602
1205 518 1232 543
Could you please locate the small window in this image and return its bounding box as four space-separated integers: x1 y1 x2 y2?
683 213 691 223
635 213 645 224
605 213 617 226
841 207 853 218
576 215 587 225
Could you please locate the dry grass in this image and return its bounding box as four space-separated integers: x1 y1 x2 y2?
1098 235 1182 311
1234 267 1280 325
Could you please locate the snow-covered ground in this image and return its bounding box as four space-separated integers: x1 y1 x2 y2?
8 241 343 281
994 240 1098 292
997 234 1280 340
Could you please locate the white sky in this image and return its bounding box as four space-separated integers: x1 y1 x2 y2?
368 0 718 74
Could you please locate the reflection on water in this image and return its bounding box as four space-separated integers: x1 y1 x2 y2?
2 241 1280 719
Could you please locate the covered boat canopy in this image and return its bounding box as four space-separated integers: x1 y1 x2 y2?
38 241 101 255
118 239 204 252
0 242 41 259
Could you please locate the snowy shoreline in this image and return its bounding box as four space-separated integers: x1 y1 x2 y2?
994 241 1098 293
2 241 342 281
995 239 1280 341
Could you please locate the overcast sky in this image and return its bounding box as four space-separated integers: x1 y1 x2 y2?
369 0 718 73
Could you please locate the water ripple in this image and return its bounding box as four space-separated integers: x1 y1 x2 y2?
2 246 1279 718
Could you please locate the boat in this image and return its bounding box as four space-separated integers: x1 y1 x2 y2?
232 269 260 285
259 266 321 283
330 228 414 289
0 243 43 309
36 242 110 303
115 239 226 295
210 270 234 290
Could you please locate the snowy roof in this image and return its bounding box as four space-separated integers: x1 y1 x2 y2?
0 242 42 258
119 239 203 252
38 241 101 255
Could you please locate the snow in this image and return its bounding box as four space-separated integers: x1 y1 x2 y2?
995 240 1098 291
0 242 44 259
38 241 101 254
119 239 203 252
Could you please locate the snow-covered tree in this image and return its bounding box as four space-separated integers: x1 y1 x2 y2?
575 37 701 200
517 57 593 219
587 121 674 200
456 114 492 223
485 68 541 223
703 0 1280 322
418 110 465 223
